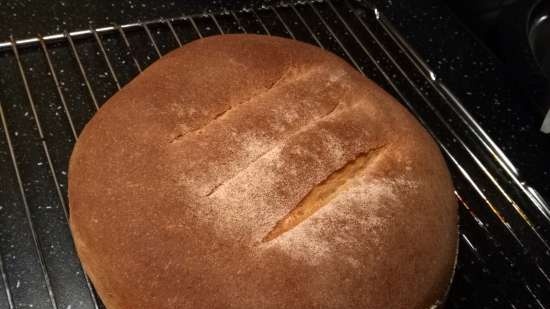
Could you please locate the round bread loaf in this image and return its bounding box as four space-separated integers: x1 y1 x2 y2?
68 34 458 309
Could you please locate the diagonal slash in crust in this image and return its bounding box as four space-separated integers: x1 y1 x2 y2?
262 144 388 242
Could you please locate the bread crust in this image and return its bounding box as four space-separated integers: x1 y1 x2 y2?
68 34 458 309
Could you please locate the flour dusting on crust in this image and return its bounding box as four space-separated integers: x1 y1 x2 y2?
258 178 418 265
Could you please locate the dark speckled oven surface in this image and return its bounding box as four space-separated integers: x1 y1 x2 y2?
0 1 549 309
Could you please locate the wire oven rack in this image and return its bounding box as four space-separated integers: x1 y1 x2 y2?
0 0 549 308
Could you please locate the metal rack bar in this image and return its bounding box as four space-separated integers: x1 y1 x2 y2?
456 191 503 246
308 2 362 72
525 284 546 309
457 191 546 307
230 11 247 33
65 31 100 110
0 4 311 50
188 16 203 38
459 233 519 307
9 36 69 219
0 100 58 309
270 6 296 39
0 252 14 309
164 18 183 47
445 144 550 287
289 4 324 48
210 14 225 34
251 9 271 35
38 36 79 140
461 234 482 262
0 26 127 51
90 27 121 90
0 22 146 51
272 7 296 39
443 141 534 252
436 82 519 177
441 83 550 221
142 23 162 58
323 1 390 80
81 276 101 308
115 24 143 73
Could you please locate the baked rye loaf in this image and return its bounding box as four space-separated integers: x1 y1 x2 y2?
68 34 458 309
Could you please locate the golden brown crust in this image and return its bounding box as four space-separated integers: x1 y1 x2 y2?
68 34 458 309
